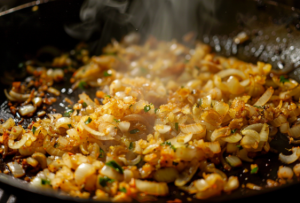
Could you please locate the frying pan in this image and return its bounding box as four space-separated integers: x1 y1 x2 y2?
1 0 300 202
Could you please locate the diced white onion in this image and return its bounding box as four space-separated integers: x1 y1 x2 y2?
180 123 205 134
7 162 25 178
225 156 242 167
135 179 169 196
75 163 96 185
279 147 300 164
55 117 72 129
100 165 123 181
153 168 178 183
154 125 171 134
277 166 293 179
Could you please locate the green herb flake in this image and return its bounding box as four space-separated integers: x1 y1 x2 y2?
130 129 140 134
99 148 105 158
140 67 148 74
129 104 133 109
195 66 200 71
63 109 74 117
129 142 135 150
253 105 264 109
119 187 127 193
170 145 176 152
78 81 87 90
181 86 184 88
32 126 37 134
236 145 243 150
161 141 176 151
279 75 289 84
85 117 92 125
198 98 203 107
105 160 124 174
155 108 159 114
103 71 112 77
41 179 51 185
114 119 120 123
99 176 114 187
105 95 111 98
67 124 72 129
82 102 87 108
175 123 179 131
144 105 151 112
251 166 258 174
231 129 237 134
54 143 59 148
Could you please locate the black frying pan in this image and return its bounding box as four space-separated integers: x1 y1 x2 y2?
1 0 300 202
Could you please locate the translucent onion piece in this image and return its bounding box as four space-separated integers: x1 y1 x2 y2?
119 155 142 166
79 93 96 108
43 136 65 157
287 125 300 139
7 162 25 178
293 164 300 177
280 122 289 134
221 133 242 143
180 123 205 135
75 163 96 185
195 173 225 199
8 133 30 149
225 156 242 167
194 179 209 192
223 176 239 193
82 123 114 140
216 69 246 80
32 152 47 169
270 115 287 128
9 90 30 101
118 121 130 133
211 127 230 141
175 162 200 186
154 125 171 134
253 87 274 106
279 147 300 164
135 179 169 196
277 166 294 179
153 168 178 183
259 123 269 142
55 117 71 129
19 105 36 117
9 126 23 140
143 144 159 155
243 123 263 132
246 183 262 190
240 129 260 149
122 114 150 128
175 147 201 161
100 165 123 181
237 148 253 162
26 157 39 167
1 117 15 131
47 87 60 96
4 89 18 101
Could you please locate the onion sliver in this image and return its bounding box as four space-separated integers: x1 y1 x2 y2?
118 121 130 133
43 136 65 157
7 162 25 178
287 125 300 139
119 155 142 166
100 165 123 181
279 147 300 164
253 87 274 106
8 133 30 149
135 179 169 196
259 123 269 142
79 93 96 108
75 163 96 185
154 125 171 134
216 69 246 80
211 127 230 141
221 133 242 143
153 168 178 183
175 162 200 186
240 129 260 149
82 123 114 140
9 126 23 140
55 117 72 129
180 123 205 134
225 156 242 167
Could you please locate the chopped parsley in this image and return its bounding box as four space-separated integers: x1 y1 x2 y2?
161 141 176 152
130 129 140 134
155 108 159 114
85 117 92 125
129 142 135 150
231 129 237 134
82 102 87 108
67 124 72 129
175 123 179 131
114 119 120 123
41 179 51 185
140 67 148 74
32 126 36 134
99 148 105 158
103 71 112 77
144 105 151 112
119 187 127 193
279 75 289 84
54 143 59 148
251 166 258 174
105 95 111 98
99 176 114 187
78 81 87 90
105 160 124 174
63 109 74 117
197 98 203 108
236 145 243 150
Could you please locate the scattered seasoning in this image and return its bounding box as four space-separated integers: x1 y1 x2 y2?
119 187 127 193
161 141 176 152
105 160 124 174
78 81 87 90
63 109 73 117
41 179 51 185
103 71 112 77
67 124 72 129
279 75 289 84
105 95 111 98
114 119 120 123
32 126 37 134
175 123 179 131
236 145 243 150
129 142 135 150
85 117 92 125
82 102 87 108
130 129 140 134
231 129 237 134
99 148 105 158
99 176 114 187
144 105 151 112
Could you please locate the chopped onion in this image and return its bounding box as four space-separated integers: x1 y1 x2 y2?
19 105 36 117
7 162 25 178
216 69 246 80
277 166 293 179
246 183 262 190
75 163 96 185
243 123 263 132
118 121 130 133
287 125 300 139
79 93 96 108
224 176 239 193
119 155 142 166
135 179 169 196
8 133 30 149
293 164 300 177
9 90 30 101
100 165 123 181
211 127 230 141
143 144 159 155
240 129 260 149
194 179 209 191
270 115 287 127
47 87 60 96
279 147 300 164
9 126 23 140
26 157 39 167
175 147 202 161
43 136 65 157
175 162 200 186
32 152 47 169
221 133 242 143
259 123 269 142
123 114 150 128
82 123 114 140
153 168 178 183
253 87 274 106
154 125 171 134
180 123 205 134
225 156 242 167
55 117 72 129
237 148 253 162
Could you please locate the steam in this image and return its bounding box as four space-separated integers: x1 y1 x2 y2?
65 0 223 54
